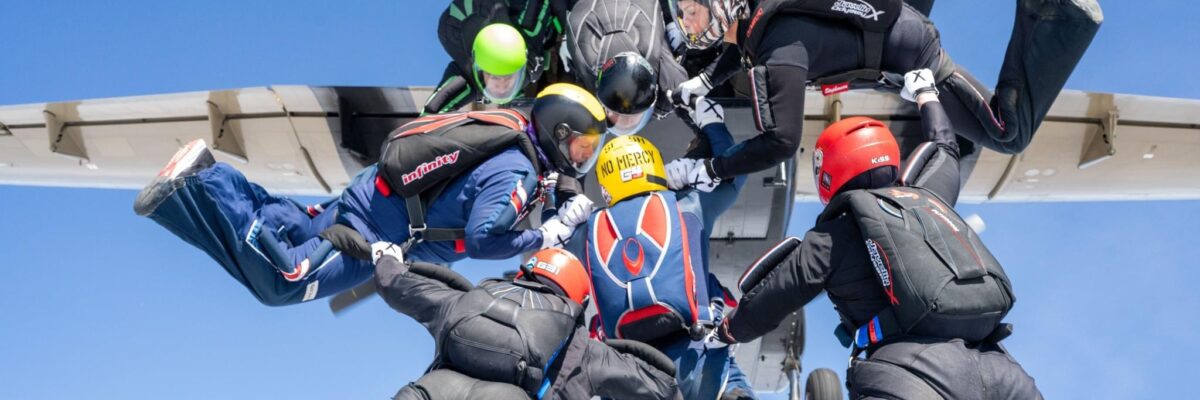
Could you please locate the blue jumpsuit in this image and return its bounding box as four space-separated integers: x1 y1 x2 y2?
143 146 544 306
569 122 754 398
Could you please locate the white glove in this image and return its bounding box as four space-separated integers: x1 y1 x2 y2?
900 68 939 102
665 158 722 192
664 158 694 190
558 41 572 73
538 216 575 249
689 96 725 129
371 241 405 264
665 22 686 54
557 194 594 226
542 172 560 197
671 73 713 107
686 158 722 192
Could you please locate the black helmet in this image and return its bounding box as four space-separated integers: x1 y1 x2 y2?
596 52 657 135
531 83 609 178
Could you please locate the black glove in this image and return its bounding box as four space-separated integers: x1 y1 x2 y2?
319 224 372 261
554 174 583 209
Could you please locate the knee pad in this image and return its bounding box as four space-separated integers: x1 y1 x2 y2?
738 237 802 294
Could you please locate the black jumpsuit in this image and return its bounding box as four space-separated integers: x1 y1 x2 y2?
726 99 1043 399
375 255 683 400
424 0 566 115
707 0 1102 179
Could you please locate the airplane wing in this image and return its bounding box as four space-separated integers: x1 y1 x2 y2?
0 86 431 195
4 85 1198 394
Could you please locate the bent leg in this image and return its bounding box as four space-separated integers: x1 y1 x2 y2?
847 357 944 400
395 369 529 400
721 357 757 399
938 0 1101 154
143 163 341 305
980 343 1044 400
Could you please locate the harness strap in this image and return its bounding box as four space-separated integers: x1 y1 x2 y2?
862 30 885 72
835 308 903 349
403 192 466 243
837 311 1015 350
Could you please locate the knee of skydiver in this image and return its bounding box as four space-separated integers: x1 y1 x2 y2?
767 132 801 165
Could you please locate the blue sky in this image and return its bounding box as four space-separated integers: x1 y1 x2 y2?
1 1 1198 399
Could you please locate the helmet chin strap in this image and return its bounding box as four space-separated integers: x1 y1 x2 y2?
526 124 554 172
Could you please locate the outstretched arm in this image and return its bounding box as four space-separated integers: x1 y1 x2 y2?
422 63 479 115
374 254 466 334
462 169 546 258
724 229 834 343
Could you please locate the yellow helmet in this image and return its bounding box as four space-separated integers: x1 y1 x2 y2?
595 135 668 206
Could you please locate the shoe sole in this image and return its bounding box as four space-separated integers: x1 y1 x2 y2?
158 139 209 179
134 139 211 216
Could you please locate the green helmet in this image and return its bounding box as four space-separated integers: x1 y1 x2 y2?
473 24 527 75
472 24 528 104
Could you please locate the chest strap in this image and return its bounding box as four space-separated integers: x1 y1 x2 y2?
376 174 467 246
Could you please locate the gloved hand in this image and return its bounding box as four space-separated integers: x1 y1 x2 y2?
538 216 575 249
665 22 687 55
557 194 594 226
664 158 694 190
670 73 714 108
711 318 738 345
900 68 939 102
667 158 722 192
543 172 560 195
688 96 725 129
371 241 405 264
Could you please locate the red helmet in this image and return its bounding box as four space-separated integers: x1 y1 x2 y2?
812 117 900 204
517 249 592 305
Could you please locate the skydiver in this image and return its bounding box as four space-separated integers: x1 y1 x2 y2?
661 0 1102 192
560 0 689 135
714 69 1041 399
568 108 755 399
132 83 607 306
372 245 683 400
423 0 566 114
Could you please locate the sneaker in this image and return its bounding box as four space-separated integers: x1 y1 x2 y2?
157 139 215 180
133 139 215 216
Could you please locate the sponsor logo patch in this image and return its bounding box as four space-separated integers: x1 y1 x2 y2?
534 260 560 274
865 239 898 304
831 0 885 21
812 149 824 177
620 166 645 182
821 82 850 96
401 150 461 185
302 281 319 302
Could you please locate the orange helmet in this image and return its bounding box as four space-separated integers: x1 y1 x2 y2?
517 249 592 305
813 117 900 204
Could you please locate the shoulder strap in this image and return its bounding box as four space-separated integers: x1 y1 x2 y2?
405 178 467 243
